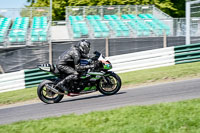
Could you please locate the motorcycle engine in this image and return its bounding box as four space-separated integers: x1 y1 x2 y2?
69 81 84 93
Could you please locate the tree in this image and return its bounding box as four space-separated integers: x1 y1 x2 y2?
27 0 36 5
20 7 49 18
170 0 185 17
26 0 186 20
27 0 67 20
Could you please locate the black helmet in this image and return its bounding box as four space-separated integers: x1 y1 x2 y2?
79 39 90 54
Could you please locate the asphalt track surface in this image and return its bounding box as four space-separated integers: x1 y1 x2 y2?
0 78 200 125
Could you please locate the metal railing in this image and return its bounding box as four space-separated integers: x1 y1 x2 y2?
63 18 199 40
0 27 50 48
66 5 169 21
0 7 50 20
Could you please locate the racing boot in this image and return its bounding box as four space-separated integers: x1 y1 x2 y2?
55 79 69 93
56 74 78 93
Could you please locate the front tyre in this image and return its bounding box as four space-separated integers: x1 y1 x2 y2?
37 80 64 104
98 72 121 95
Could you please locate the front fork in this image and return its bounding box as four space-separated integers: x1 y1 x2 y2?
100 73 114 88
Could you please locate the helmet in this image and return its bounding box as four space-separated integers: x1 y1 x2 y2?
78 39 90 55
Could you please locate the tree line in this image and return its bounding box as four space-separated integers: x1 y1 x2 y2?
27 0 186 20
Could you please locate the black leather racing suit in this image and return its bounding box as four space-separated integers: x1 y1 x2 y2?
56 45 93 90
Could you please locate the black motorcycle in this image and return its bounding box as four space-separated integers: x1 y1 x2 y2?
37 51 121 104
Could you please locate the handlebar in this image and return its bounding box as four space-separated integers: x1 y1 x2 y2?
91 51 101 61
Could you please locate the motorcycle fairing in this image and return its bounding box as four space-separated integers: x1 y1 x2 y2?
38 64 51 72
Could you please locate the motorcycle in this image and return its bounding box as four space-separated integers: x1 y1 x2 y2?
37 51 122 104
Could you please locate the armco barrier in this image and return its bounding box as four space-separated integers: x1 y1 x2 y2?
1 43 200 93
24 68 55 88
174 43 200 64
0 68 55 93
0 70 25 93
108 47 175 73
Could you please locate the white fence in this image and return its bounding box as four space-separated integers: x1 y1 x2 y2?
108 47 175 73
0 47 175 93
0 70 25 93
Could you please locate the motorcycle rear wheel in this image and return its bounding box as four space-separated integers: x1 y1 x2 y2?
37 80 64 104
98 72 121 95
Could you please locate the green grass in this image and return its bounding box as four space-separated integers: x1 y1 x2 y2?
1 62 200 105
120 62 200 86
0 87 37 105
1 98 200 133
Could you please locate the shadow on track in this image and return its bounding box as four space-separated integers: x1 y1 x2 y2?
59 91 126 104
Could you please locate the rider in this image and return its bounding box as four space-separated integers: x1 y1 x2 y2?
56 39 94 92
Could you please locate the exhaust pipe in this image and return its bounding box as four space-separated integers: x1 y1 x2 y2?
45 84 65 95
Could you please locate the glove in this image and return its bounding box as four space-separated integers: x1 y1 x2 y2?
75 64 94 71
91 56 98 61
92 51 101 60
93 61 100 68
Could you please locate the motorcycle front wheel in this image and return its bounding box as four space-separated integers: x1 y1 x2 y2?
37 80 64 104
98 72 121 95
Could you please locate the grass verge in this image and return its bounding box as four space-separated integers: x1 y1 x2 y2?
0 98 200 132
119 62 200 86
1 62 200 105
0 87 37 105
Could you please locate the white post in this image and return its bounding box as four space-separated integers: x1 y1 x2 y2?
30 7 32 19
101 6 103 19
118 5 120 16
49 0 53 65
0 65 4 74
49 41 53 65
186 0 200 44
106 38 109 57
186 2 191 45
65 7 67 22
163 31 167 48
83 6 85 20
136 5 138 15
50 0 52 22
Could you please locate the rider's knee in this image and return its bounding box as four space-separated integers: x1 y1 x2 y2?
70 74 78 80
72 71 79 75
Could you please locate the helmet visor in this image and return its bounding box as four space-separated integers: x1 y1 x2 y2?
83 44 90 54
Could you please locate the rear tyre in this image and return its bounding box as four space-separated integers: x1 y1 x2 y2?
98 72 121 95
37 80 64 104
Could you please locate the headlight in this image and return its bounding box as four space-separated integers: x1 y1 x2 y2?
103 64 112 70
